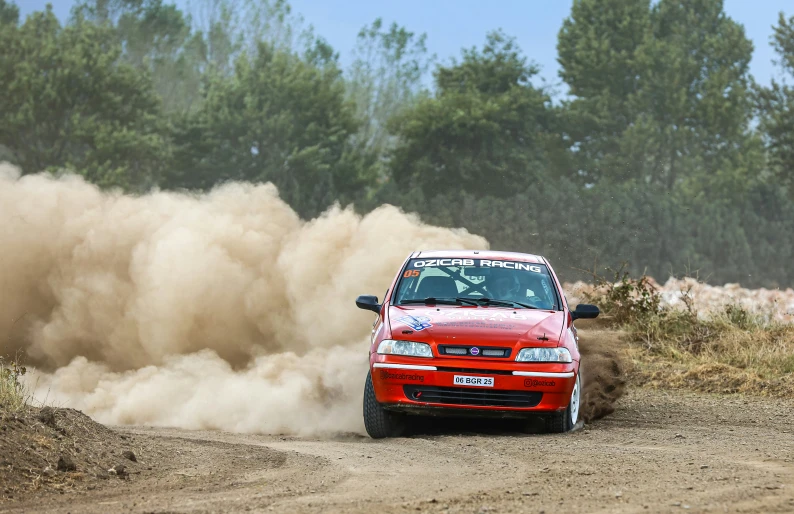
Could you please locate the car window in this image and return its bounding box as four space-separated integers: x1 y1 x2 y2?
394 258 559 310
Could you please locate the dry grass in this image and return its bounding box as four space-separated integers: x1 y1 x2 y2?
626 358 794 396
580 268 794 397
0 356 30 414
630 306 794 377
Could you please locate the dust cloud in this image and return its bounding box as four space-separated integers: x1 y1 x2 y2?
1 164 485 434
577 328 626 422
1 163 623 435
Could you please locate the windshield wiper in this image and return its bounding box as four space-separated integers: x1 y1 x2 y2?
400 297 478 306
399 297 537 309
453 297 481 306
476 297 538 309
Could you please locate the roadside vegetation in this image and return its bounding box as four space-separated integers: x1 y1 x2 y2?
581 268 794 397
0 356 29 414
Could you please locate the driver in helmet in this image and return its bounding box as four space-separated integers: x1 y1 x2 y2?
487 268 522 301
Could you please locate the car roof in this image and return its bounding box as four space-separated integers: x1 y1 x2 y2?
411 250 545 264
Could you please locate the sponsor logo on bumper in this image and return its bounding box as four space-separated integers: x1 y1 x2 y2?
524 378 555 387
380 370 425 382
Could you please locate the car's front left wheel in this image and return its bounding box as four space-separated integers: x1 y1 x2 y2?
363 371 406 438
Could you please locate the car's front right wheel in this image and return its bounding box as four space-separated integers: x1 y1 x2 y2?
363 371 406 438
544 370 581 433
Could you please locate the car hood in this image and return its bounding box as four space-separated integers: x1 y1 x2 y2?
387 305 565 347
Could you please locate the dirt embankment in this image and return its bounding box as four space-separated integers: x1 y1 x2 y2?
0 406 147 499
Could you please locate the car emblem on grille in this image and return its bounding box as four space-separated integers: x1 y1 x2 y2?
470 347 480 356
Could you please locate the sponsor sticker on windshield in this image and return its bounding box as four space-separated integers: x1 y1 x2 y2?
411 259 542 273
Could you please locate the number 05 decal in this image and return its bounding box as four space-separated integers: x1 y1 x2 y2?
403 269 420 278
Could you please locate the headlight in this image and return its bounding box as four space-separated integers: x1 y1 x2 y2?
377 339 433 358
515 347 572 363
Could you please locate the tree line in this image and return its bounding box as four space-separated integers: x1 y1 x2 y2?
2 0 794 287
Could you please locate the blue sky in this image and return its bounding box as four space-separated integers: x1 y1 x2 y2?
19 0 794 93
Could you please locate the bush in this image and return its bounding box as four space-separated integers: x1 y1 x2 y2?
582 264 662 325
582 267 794 390
631 304 794 374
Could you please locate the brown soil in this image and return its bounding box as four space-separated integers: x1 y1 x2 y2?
0 406 145 498
2 387 793 513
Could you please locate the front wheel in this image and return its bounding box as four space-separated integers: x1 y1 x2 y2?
544 370 581 433
363 371 406 438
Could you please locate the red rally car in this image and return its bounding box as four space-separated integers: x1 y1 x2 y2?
355 250 599 438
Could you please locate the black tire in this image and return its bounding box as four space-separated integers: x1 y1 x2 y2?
363 371 406 438
544 371 580 434
544 407 572 433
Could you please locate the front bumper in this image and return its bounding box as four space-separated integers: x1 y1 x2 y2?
370 355 577 417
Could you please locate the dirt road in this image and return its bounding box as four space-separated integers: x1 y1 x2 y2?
4 388 793 513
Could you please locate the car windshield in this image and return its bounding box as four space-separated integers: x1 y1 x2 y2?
393 258 559 310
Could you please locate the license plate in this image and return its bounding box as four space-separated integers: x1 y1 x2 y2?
453 375 494 387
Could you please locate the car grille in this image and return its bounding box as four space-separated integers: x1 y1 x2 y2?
438 345 512 358
403 385 542 408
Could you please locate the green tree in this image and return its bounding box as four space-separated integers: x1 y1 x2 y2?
388 31 555 198
633 0 756 192
347 18 432 167
114 1 207 113
187 0 336 70
557 0 650 183
167 42 364 218
73 0 209 114
558 0 757 191
0 6 167 188
757 12 794 191
0 0 17 164
0 0 18 25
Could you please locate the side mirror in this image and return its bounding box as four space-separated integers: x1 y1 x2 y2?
356 295 381 314
571 304 599 321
